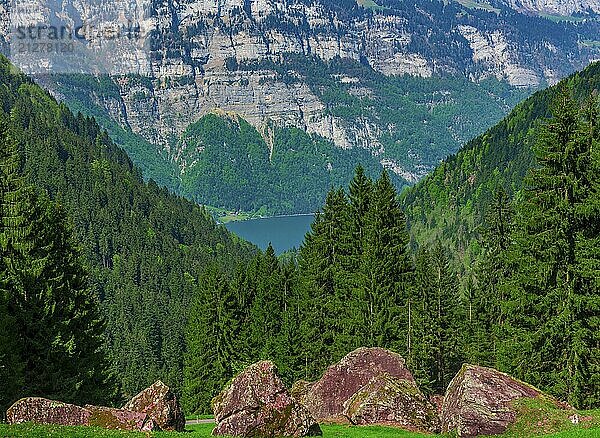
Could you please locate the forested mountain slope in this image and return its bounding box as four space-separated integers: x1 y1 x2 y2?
11 0 600 213
0 56 256 399
49 66 527 214
402 61 600 265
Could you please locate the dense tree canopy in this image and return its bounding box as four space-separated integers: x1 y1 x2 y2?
0 123 112 413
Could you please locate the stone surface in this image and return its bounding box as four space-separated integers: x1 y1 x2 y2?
429 394 445 416
501 0 600 15
212 360 322 437
342 373 439 433
297 347 415 423
122 380 185 431
7 398 91 427
6 397 156 431
84 405 156 431
441 364 553 437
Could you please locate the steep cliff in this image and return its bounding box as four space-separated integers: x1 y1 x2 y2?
497 0 600 15
6 0 600 212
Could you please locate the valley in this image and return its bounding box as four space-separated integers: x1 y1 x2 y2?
10 0 600 214
1 0 600 437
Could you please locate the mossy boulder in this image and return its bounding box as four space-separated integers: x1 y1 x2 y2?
342 373 440 432
85 405 156 431
296 347 416 423
212 361 322 437
122 380 185 431
6 397 156 431
7 398 91 427
441 364 574 437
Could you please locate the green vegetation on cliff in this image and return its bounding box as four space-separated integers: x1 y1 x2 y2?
178 113 395 214
49 56 529 215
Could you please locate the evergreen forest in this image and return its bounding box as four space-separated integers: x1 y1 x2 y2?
1 54 599 427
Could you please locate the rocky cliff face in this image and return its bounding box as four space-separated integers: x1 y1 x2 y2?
498 0 600 15
5 0 600 197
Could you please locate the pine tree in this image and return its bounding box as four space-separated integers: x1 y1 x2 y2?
500 89 600 408
183 269 243 413
0 121 112 406
360 171 412 350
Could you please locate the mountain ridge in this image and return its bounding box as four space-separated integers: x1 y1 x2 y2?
402 60 600 266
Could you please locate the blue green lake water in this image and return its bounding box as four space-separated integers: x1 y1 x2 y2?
224 214 314 254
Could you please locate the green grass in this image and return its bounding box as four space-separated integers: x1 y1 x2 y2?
356 0 387 11
498 398 600 438
185 414 214 421
540 13 588 23
0 423 211 437
452 0 500 13
1 420 599 437
580 40 600 48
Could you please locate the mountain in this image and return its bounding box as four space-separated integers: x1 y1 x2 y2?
0 55 256 398
495 0 600 16
6 0 600 213
402 60 600 266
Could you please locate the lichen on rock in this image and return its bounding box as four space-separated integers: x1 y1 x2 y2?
342 372 440 432
212 360 321 437
295 347 416 424
441 364 575 437
122 380 185 431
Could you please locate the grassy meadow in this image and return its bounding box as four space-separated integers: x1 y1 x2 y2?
1 420 600 438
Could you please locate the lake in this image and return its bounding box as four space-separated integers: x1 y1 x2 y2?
224 214 315 254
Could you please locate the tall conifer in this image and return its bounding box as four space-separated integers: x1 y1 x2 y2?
500 89 600 408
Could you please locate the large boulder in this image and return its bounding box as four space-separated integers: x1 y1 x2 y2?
85 405 156 431
342 373 439 432
441 364 569 437
122 380 185 431
7 398 91 427
296 347 415 423
6 397 156 431
212 361 322 437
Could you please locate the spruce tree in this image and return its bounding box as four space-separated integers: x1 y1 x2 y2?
248 244 284 358
348 164 373 260
183 269 242 413
298 187 352 377
360 171 412 350
411 243 463 394
468 188 513 366
500 89 600 408
0 121 112 406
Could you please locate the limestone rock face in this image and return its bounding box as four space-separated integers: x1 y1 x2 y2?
342 373 439 433
6 397 157 431
212 361 322 437
122 380 185 432
6 0 600 183
441 364 550 437
501 0 600 15
297 347 415 423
